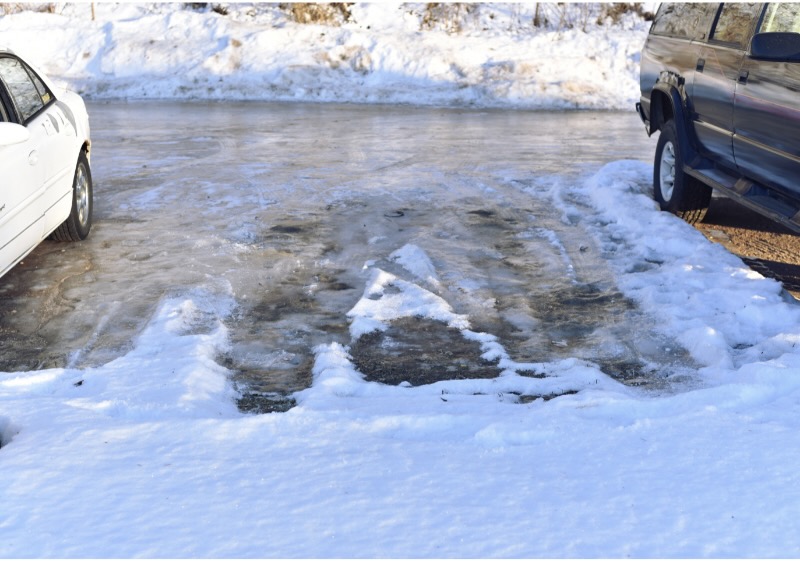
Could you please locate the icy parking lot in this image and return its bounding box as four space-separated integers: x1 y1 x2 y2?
1 102 693 403
4 103 800 557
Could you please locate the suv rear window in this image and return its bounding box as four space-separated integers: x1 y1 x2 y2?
651 3 717 40
710 3 762 47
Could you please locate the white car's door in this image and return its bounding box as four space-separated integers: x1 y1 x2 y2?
0 123 48 276
0 56 57 275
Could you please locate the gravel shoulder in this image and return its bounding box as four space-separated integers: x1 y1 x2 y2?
695 196 800 299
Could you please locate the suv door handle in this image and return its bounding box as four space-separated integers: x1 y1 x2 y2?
738 69 750 84
696 58 706 72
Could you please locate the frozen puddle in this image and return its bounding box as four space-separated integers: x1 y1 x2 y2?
228 185 697 413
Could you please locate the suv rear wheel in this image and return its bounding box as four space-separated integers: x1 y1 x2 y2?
654 120 711 224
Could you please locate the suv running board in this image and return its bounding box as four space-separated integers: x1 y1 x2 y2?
685 165 800 233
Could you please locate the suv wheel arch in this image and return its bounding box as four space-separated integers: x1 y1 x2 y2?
650 84 699 166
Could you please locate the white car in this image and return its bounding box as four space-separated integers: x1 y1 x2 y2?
0 48 92 279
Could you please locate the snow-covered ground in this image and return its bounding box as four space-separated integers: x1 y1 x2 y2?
3 3 800 558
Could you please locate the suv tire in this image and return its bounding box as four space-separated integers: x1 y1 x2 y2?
654 120 711 225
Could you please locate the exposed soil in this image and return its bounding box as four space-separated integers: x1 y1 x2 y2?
695 196 800 299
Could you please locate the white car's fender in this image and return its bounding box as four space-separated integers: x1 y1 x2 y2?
22 53 91 158
56 89 91 159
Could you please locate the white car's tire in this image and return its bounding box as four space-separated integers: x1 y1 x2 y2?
51 151 92 242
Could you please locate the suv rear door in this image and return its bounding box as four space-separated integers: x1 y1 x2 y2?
692 3 763 169
641 3 718 122
733 3 800 197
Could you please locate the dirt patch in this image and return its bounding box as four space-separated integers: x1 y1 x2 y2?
350 317 501 386
513 390 580 403
530 283 633 345
220 276 352 407
742 258 800 293
467 209 495 218
485 281 640 361
237 392 297 414
0 329 62 371
269 224 306 235
250 293 318 323
595 358 655 387
696 196 800 299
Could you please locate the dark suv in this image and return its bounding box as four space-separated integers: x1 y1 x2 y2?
637 3 800 231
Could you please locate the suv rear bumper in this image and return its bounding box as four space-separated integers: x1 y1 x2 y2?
635 102 651 135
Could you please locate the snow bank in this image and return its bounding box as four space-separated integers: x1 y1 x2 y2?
0 2 650 109
579 161 800 371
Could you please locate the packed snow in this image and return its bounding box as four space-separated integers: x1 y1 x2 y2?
3 3 800 558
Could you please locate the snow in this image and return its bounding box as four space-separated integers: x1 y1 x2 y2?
3 3 800 558
0 2 650 109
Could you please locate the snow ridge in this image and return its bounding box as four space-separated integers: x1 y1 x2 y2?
0 3 650 109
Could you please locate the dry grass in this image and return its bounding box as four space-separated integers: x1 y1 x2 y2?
0 3 56 15
280 3 352 26
421 3 477 34
596 3 655 25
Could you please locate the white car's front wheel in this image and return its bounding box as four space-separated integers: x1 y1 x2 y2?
51 151 92 241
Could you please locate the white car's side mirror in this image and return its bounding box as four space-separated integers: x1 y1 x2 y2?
0 122 31 147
